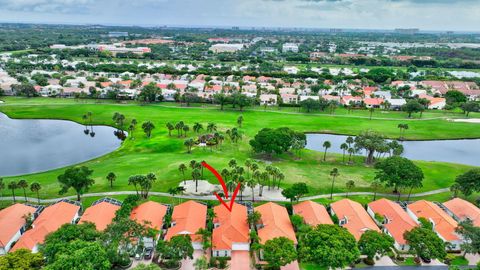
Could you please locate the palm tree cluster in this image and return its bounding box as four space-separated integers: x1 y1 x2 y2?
112 112 127 140
4 179 42 203
397 123 409 140
225 127 242 143
127 173 156 199
176 160 204 192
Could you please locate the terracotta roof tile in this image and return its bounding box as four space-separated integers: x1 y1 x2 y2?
293 201 333 226
408 200 459 241
0 204 37 249
79 201 121 231
255 202 297 245
164 201 207 242
130 201 168 231
212 203 249 250
444 198 480 227
330 199 380 240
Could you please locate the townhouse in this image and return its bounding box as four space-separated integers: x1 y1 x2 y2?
11 200 81 253
330 199 380 241
0 204 42 254
443 198 480 226
164 200 207 250
292 200 333 226
212 203 250 257
367 199 418 250
79 198 122 231
131 201 169 233
255 202 297 253
407 200 462 250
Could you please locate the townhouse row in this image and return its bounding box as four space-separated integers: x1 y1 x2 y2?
1 197 479 256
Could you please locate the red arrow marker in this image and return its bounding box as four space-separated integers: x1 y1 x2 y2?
201 161 229 199
201 161 240 212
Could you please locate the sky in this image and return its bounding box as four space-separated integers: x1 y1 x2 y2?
0 0 478 31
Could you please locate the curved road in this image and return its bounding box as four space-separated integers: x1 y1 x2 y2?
0 188 450 204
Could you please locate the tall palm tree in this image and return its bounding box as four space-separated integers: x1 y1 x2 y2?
193 122 203 133
106 172 116 188
276 172 285 189
369 107 375 120
142 121 155 138
192 169 201 193
228 159 237 169
247 211 262 228
323 141 331 161
340 143 349 163
345 180 355 198
245 159 252 177
247 179 257 202
8 181 17 203
346 136 354 148
207 122 217 133
184 138 194 153
178 163 187 184
30 182 41 204
166 122 175 137
348 147 355 163
237 115 244 128
17 179 28 202
182 125 190 137
329 168 339 200
82 114 89 134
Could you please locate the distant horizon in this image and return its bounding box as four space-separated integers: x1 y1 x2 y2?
0 0 478 32
1 20 480 35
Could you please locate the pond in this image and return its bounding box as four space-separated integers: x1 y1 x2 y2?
0 112 123 176
305 133 480 166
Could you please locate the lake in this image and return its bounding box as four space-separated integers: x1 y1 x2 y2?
0 112 123 176
306 133 480 166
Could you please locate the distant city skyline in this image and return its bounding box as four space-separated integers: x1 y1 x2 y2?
0 0 478 32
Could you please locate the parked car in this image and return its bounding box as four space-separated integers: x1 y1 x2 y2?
135 253 141 261
420 256 432 264
144 248 153 260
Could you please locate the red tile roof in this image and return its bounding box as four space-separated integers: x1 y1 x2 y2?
0 204 37 249
368 199 417 245
255 202 297 245
330 199 380 240
164 201 207 242
79 201 120 231
130 201 168 231
408 200 459 241
444 198 480 227
212 203 249 250
11 201 80 252
293 201 333 226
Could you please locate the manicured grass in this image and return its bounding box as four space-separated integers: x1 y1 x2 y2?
0 97 478 201
398 257 418 266
451 256 469 266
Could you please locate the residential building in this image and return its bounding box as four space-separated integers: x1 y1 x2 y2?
0 204 41 254
79 198 122 231
11 200 81 253
367 199 417 250
363 98 384 109
131 201 168 232
444 198 480 227
210 44 245 53
212 203 250 257
260 94 278 105
281 94 298 104
292 201 333 226
164 201 207 250
330 199 380 240
407 200 462 250
282 43 299 53
255 202 297 246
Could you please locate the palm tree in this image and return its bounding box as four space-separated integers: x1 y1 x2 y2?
348 147 356 164
178 163 187 184
329 168 339 200
182 125 190 137
346 136 354 148
340 143 349 163
369 107 375 120
238 176 246 201
184 138 195 153
247 179 257 202
193 122 203 133
106 172 116 188
175 121 185 137
196 228 212 254
322 141 331 161
142 121 155 138
207 122 217 133
245 159 252 177
82 114 89 134
398 123 409 140
30 182 41 203
345 180 355 198
190 160 197 169
247 211 262 228
192 169 201 193
8 181 17 203
276 172 285 189
237 115 244 128
228 159 237 168
17 179 28 202
166 122 175 136
370 180 383 201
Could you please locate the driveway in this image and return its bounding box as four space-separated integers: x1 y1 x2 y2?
181 250 203 270
281 260 300 270
466 253 480 265
374 255 397 266
231 251 253 270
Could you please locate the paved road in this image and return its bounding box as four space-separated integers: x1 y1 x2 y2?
0 188 450 204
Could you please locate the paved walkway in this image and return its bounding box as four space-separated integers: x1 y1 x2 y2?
0 188 451 204
375 256 398 266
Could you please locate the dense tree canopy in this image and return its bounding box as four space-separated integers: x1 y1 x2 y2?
358 230 394 260
57 166 95 201
454 168 480 196
262 237 298 270
298 224 359 268
404 227 446 260
250 127 306 156
0 249 44 270
374 156 424 195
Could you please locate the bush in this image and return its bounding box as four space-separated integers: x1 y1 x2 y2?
444 254 457 265
209 256 217 268
217 257 229 269
363 257 375 265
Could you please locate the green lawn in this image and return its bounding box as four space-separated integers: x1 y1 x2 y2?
0 96 478 201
